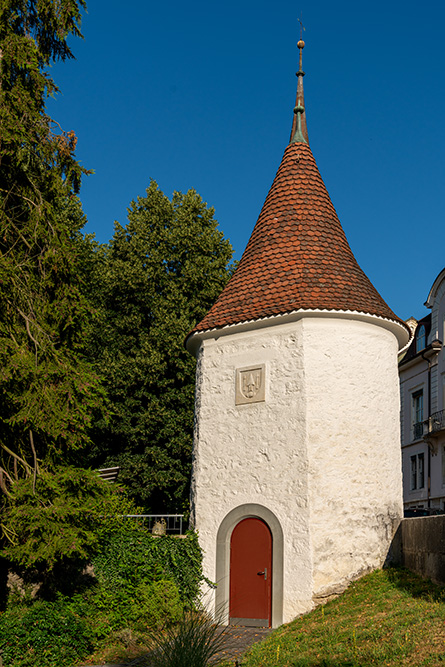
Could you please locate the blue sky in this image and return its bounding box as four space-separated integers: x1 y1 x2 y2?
48 0 445 322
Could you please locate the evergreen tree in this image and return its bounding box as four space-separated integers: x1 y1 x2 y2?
0 0 104 498
85 181 234 512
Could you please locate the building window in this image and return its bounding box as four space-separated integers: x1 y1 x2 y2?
412 390 424 440
416 325 426 353
410 456 417 490
418 453 424 488
410 453 425 490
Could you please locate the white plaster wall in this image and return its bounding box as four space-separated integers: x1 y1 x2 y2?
190 321 313 623
191 315 403 625
303 318 403 596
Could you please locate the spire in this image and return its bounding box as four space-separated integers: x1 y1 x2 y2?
290 37 309 144
188 142 402 335
186 35 410 349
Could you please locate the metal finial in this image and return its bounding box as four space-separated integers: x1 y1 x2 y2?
292 102 306 144
297 14 305 41
290 19 308 145
297 14 306 70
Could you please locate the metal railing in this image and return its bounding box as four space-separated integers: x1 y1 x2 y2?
97 466 120 483
124 514 185 535
413 421 424 440
429 409 445 434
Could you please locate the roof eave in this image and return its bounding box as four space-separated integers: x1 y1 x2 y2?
186 308 410 356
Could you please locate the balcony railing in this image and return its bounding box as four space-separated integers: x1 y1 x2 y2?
429 409 445 434
123 514 185 535
411 410 445 441
413 421 424 440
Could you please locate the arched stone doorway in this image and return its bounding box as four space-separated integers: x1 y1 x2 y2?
215 504 284 628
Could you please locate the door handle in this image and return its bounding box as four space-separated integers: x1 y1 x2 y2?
257 568 267 580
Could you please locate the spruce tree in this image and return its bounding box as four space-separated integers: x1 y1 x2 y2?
0 1 104 497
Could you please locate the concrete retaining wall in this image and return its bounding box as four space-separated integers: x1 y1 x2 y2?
400 515 445 586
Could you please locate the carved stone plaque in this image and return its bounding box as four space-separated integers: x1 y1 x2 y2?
235 364 266 405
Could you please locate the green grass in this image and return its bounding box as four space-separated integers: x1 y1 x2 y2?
238 568 445 667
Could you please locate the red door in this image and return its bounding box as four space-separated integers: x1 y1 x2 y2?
229 517 272 627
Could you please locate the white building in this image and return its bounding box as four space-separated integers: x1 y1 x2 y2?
186 41 409 627
399 268 445 514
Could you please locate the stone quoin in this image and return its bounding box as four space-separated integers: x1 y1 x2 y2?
186 38 410 628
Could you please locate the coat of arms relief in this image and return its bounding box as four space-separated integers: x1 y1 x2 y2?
235 364 266 405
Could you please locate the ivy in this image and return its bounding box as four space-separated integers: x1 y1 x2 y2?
92 523 205 604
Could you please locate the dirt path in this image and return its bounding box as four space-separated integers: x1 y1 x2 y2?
213 625 272 663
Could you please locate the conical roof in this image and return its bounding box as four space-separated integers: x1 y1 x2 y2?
188 42 408 342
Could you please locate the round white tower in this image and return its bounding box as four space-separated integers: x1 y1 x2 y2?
186 40 410 627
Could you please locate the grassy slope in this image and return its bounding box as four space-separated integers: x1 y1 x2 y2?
241 568 445 667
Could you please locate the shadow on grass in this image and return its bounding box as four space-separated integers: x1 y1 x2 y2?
301 662 356 667
385 566 445 603
254 660 357 667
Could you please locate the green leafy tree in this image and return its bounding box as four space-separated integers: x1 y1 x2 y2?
0 0 105 500
84 181 234 512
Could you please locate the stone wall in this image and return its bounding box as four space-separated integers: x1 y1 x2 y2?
400 515 445 586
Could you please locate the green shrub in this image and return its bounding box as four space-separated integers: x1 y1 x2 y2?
135 579 184 631
0 508 207 665
0 598 94 667
88 524 204 634
91 578 184 631
92 524 205 603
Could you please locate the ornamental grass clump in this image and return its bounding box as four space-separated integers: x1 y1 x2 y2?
135 610 229 667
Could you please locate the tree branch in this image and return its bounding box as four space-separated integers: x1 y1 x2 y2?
29 429 39 494
17 307 40 348
0 467 13 498
0 442 32 477
0 521 17 544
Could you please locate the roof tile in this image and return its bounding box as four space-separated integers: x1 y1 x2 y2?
191 141 405 334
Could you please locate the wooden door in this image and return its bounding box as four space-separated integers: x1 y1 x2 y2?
229 517 272 627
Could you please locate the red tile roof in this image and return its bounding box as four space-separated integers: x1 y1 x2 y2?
190 141 405 335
